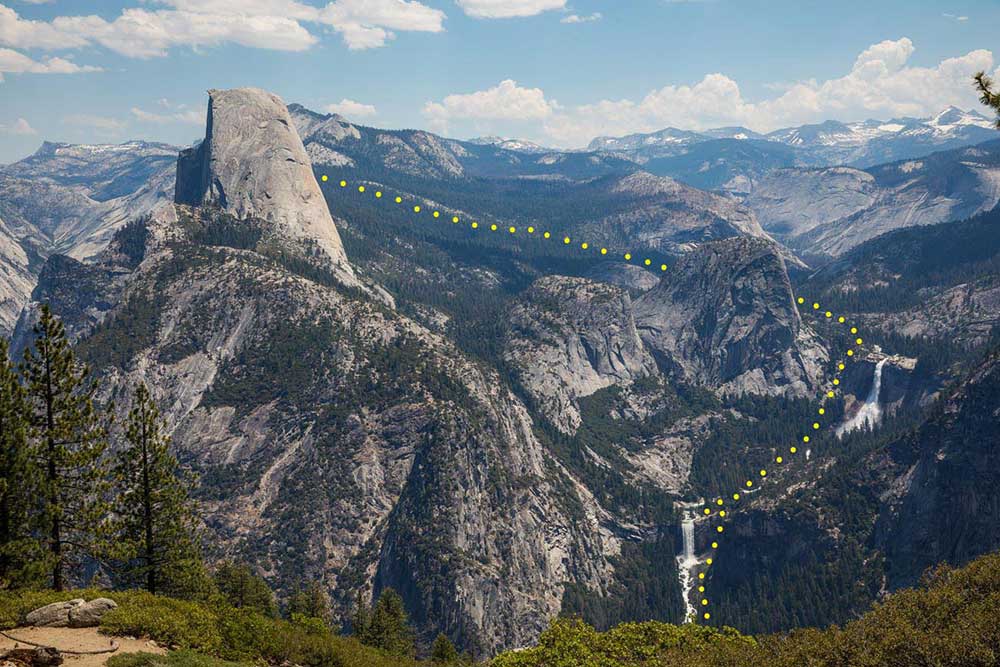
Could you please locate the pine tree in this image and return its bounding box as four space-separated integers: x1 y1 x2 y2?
213 561 278 617
287 580 330 622
0 338 44 588
430 633 459 664
351 588 370 638
22 305 110 591
112 382 205 596
975 71 1000 128
364 588 415 658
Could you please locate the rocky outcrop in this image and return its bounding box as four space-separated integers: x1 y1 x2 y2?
23 599 117 628
634 237 824 396
175 88 356 286
505 276 656 434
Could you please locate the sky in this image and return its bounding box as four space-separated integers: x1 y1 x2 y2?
1 0 999 163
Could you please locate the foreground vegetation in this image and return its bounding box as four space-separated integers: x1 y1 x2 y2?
493 551 1000 667
3 550 998 666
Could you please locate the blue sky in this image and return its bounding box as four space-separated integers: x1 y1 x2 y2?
1 0 999 163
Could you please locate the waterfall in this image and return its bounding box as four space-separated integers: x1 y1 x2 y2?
675 502 701 623
837 358 887 437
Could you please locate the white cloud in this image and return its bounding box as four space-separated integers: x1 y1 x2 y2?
535 38 1000 146
560 12 600 23
63 114 128 133
0 1 445 58
0 117 36 135
324 98 377 118
0 47 101 75
455 0 565 19
943 13 969 22
423 79 555 132
130 106 203 125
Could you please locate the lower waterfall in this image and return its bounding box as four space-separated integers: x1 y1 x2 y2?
837 358 887 437
675 503 700 622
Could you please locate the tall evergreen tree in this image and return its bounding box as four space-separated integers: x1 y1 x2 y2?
213 561 278 617
430 633 459 664
363 588 415 658
287 580 331 623
0 338 44 588
112 382 204 596
22 305 110 590
976 71 1000 127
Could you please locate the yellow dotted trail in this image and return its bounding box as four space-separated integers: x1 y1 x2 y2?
324 176 870 626
324 177 670 272
694 297 867 622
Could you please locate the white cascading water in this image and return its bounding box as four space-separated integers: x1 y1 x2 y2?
675 502 701 622
837 358 887 437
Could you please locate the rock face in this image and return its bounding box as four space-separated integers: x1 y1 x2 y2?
745 140 1000 256
24 600 84 628
176 88 355 286
506 276 656 434
22 598 117 628
877 349 1000 589
634 237 823 396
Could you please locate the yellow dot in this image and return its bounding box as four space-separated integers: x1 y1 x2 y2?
760 469 767 477
321 175 328 182
813 423 820 430
706 558 713 565
581 242 588 249
838 363 845 371
856 338 863 345
601 248 608 255
509 226 516 233
358 185 365 192
452 216 459 223
813 302 820 310
704 508 711 515
544 232 551 239
698 573 705 580
699 585 706 592
704 613 711 620
624 253 632 261
414 205 421 213
701 599 709 606
719 510 726 517
828 391 835 398
716 499 724 506
434 211 440 218
847 349 855 356
803 435 810 443
528 226 534 233
826 311 832 318
472 222 479 229
746 480 753 488
710 542 717 549
490 224 498 231
563 236 571 244
797 297 805 304
833 379 840 386
818 408 825 415
340 180 347 187
776 456 783 463
790 446 797 454
851 327 858 334
661 264 667 271
732 493 740 501
395 196 402 203
838 316 846 323
717 524 724 532
375 191 382 198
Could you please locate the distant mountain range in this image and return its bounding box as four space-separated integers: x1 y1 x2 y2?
587 106 997 170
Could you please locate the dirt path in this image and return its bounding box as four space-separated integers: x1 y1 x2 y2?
1 627 165 667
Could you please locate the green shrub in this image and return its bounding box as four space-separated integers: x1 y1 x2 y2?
107 650 252 667
100 592 222 652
